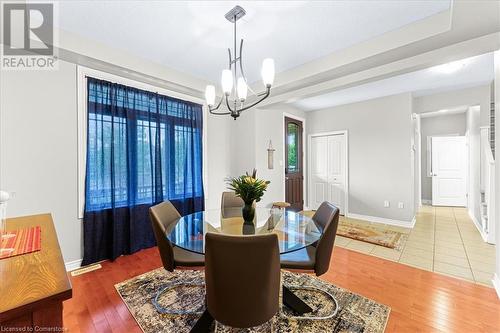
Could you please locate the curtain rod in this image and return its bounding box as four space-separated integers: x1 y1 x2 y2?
84 75 161 94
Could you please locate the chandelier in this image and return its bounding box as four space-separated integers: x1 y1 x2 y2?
205 6 275 120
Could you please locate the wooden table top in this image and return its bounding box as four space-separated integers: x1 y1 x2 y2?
0 214 72 321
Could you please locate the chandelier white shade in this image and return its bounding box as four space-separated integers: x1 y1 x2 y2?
221 69 233 95
261 58 275 87
237 77 248 101
205 85 216 107
205 5 275 120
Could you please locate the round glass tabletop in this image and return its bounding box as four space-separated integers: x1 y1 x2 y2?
166 208 322 255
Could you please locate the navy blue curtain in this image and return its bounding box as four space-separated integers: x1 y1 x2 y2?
82 77 204 266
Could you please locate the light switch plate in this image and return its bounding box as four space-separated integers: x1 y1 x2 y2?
398 202 404 209
384 200 390 208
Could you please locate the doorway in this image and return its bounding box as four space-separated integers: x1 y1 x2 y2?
419 110 468 206
285 116 304 211
309 131 348 214
431 136 467 206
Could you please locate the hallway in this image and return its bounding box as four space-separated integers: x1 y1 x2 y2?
335 206 496 287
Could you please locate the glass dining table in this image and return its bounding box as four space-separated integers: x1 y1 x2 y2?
165 207 322 331
167 207 322 254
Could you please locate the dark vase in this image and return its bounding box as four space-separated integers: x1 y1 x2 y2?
242 203 255 225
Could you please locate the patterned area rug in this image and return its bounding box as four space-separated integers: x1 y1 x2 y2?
300 211 407 250
115 268 390 333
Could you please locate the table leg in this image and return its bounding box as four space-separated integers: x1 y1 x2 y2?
282 285 313 314
189 309 213 333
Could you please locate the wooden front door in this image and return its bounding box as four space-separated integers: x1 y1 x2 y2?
285 117 303 211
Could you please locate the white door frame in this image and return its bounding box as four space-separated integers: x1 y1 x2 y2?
466 130 471 210
308 130 349 213
282 112 307 208
414 113 422 208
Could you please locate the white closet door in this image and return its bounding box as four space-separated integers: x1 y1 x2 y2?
310 134 346 214
327 135 346 214
310 136 328 210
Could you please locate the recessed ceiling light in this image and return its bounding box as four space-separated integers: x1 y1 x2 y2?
432 59 470 74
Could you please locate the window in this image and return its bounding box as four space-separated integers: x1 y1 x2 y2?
84 77 204 212
287 122 299 173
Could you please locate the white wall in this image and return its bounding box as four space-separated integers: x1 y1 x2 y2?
255 106 306 208
0 60 232 264
420 113 467 202
307 93 415 223
413 84 491 125
229 110 257 177
1 61 82 264
205 115 233 210
229 105 306 208
467 106 483 228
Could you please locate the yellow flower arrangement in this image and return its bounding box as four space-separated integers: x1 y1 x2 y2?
227 169 270 205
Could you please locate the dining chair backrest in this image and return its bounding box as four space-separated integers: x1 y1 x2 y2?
149 201 181 272
221 191 245 218
313 202 340 276
205 233 280 328
221 191 244 209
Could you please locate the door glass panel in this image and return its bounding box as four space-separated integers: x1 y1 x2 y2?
287 123 299 173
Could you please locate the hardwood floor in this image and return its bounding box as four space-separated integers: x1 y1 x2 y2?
63 246 500 332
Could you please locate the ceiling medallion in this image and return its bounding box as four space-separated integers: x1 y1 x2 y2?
205 5 275 120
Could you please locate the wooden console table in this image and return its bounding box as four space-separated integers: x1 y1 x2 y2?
0 214 72 330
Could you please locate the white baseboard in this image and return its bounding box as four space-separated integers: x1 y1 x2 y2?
493 274 500 299
346 212 415 228
468 209 488 242
422 199 432 205
65 259 83 272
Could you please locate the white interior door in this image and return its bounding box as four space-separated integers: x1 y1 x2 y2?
310 133 346 214
431 136 467 206
327 135 346 214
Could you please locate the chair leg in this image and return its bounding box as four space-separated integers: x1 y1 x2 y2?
153 282 205 315
281 285 340 320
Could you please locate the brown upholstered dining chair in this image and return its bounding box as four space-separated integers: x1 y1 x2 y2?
280 201 340 319
149 200 205 314
205 233 281 331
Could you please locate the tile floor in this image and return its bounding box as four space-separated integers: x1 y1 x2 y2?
335 205 496 287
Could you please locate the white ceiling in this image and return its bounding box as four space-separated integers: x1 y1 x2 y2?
57 1 451 84
290 53 494 111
